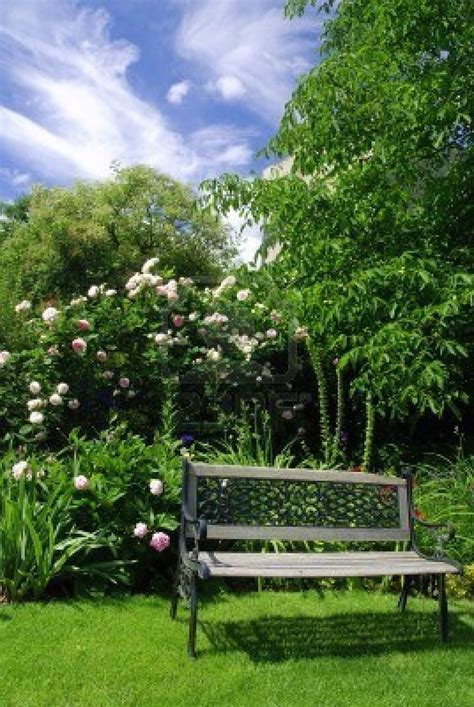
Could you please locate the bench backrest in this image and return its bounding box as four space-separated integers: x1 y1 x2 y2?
183 462 410 542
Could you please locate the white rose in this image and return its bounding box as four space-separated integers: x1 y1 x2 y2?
29 411 44 424
49 393 62 406
149 479 164 496
57 383 69 395
27 398 44 411
42 307 59 323
15 300 31 313
87 285 99 298
29 381 42 395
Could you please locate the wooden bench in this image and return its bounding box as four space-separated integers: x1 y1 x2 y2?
170 462 461 657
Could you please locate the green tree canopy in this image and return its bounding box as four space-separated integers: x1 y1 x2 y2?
205 0 474 428
0 165 236 320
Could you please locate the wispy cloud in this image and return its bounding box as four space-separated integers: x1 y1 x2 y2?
166 79 192 105
0 0 253 183
176 0 319 124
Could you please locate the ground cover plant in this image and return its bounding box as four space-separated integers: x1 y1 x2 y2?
0 591 473 707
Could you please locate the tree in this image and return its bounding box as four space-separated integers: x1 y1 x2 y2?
204 0 474 458
0 165 236 338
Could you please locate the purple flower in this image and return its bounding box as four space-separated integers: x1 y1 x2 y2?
181 434 194 446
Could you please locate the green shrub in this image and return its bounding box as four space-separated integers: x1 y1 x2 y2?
414 453 474 565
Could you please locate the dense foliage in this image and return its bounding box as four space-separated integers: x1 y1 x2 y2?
204 0 474 442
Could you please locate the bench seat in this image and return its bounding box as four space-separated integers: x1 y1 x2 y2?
196 551 460 578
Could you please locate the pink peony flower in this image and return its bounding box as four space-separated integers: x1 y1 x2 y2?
72 338 87 354
149 479 164 496
74 475 89 491
96 350 107 362
155 333 168 345
133 522 148 539
172 314 185 327
266 329 278 339
118 377 130 389
167 290 179 302
78 319 90 331
149 532 170 552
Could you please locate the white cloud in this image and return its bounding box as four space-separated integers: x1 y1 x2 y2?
167 80 192 105
0 0 253 183
0 167 32 188
212 75 246 101
176 0 319 124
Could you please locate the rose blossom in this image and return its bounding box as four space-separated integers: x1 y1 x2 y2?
118 377 130 389
172 314 185 327
236 289 250 301
74 475 89 491
206 348 221 362
155 333 168 345
87 285 99 298
42 307 59 324
49 393 62 406
78 319 90 331
105 289 117 296
57 382 69 395
96 350 107 362
29 411 44 424
72 337 87 353
0 351 11 367
133 522 148 539
29 381 42 394
149 532 170 552
266 329 278 339
149 479 164 496
142 257 159 274
27 398 44 411
68 399 80 410
15 300 32 313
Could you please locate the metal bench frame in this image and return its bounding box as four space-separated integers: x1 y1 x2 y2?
170 461 461 658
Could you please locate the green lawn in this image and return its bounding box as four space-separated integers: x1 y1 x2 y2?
1 590 472 707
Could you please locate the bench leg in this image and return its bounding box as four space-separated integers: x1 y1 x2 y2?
170 559 181 620
437 573 449 642
398 575 412 612
188 573 198 659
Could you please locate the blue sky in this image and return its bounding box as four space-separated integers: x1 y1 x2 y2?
0 0 323 257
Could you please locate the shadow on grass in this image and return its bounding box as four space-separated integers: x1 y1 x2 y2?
200 608 474 662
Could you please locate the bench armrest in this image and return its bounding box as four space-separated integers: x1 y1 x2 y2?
182 507 207 541
411 514 461 570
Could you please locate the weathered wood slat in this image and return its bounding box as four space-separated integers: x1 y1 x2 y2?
197 551 426 565
195 551 459 578
205 525 410 541
397 486 410 531
189 463 405 486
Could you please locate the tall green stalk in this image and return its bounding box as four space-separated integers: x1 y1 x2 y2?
307 338 332 465
362 393 375 471
332 365 344 462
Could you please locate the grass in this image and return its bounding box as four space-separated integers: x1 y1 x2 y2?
0 589 473 707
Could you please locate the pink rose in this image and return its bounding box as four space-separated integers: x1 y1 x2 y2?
172 314 185 327
118 377 130 389
167 290 179 302
74 475 89 491
133 522 148 539
266 329 277 339
149 532 170 552
72 338 87 353
78 319 90 332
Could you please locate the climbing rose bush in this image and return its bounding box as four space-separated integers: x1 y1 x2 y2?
0 261 302 446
